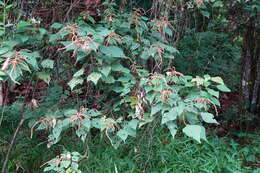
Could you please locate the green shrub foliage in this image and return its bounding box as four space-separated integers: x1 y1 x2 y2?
0 2 232 172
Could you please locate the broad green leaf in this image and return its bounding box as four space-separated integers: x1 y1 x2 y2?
83 119 91 129
162 108 178 124
64 109 78 116
210 97 221 106
183 125 202 143
41 59 54 69
210 76 224 84
99 65 111 77
127 119 139 130
0 47 10 55
68 77 84 90
111 62 130 73
201 112 218 124
26 57 39 70
37 72 51 84
102 75 115 83
61 160 70 168
216 84 231 92
51 23 63 29
186 112 199 124
151 104 162 116
39 28 47 36
17 21 31 28
117 129 128 141
87 72 102 85
166 122 177 139
140 50 150 60
213 1 223 8
206 88 219 98
73 68 84 77
100 46 125 58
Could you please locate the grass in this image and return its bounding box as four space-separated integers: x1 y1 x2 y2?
2 121 259 173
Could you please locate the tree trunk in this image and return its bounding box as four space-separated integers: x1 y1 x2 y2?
241 17 260 114
241 18 254 107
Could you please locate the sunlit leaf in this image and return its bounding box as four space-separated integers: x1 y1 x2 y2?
41 59 54 69
183 125 203 143
37 72 51 84
87 72 102 85
216 84 231 92
166 122 178 139
201 112 218 124
68 77 84 90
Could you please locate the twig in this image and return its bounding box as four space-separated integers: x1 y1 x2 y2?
1 117 25 173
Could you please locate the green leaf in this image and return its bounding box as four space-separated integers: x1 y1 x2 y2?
17 21 31 28
37 72 51 84
87 72 102 85
210 97 221 106
210 76 224 84
140 50 150 60
83 119 91 129
61 160 71 168
100 46 125 58
41 59 54 69
183 125 203 143
39 28 47 36
200 126 207 142
213 1 223 8
26 57 39 70
51 23 63 29
0 47 10 55
166 122 178 139
201 10 210 18
200 112 218 124
117 129 128 141
68 77 84 90
216 84 231 92
127 119 139 130
111 63 130 73
73 68 84 77
151 104 162 116
99 65 111 77
64 109 78 116
206 88 219 98
162 108 178 124
0 30 4 36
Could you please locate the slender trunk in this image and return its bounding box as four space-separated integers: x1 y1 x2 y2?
241 18 255 110
241 43 253 105
251 58 260 112
251 30 260 112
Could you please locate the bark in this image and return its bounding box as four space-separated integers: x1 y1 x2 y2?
251 58 260 112
253 29 260 113
241 18 255 109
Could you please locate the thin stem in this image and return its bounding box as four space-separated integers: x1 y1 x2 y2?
1 117 25 173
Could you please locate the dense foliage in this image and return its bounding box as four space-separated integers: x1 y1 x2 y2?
0 0 259 172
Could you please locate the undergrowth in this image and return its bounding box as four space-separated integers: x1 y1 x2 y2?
1 119 259 173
